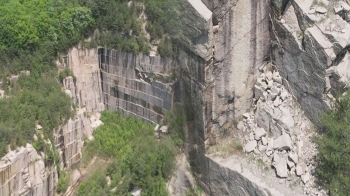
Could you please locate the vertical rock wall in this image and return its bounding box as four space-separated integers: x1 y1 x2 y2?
67 47 104 112
206 0 271 132
0 145 57 196
99 49 174 124
54 118 83 169
270 0 350 123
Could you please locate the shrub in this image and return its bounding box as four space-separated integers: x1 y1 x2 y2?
316 92 350 195
78 111 178 196
57 171 69 194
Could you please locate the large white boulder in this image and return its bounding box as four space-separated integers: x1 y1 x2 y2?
273 134 292 151
244 140 257 153
254 128 266 140
272 153 288 178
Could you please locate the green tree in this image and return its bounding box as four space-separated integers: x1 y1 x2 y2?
316 92 350 195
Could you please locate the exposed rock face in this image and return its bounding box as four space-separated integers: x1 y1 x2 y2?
98 49 174 124
54 118 84 169
179 0 213 61
270 0 350 123
207 0 271 133
66 47 104 112
3 0 349 195
0 144 57 196
201 155 302 196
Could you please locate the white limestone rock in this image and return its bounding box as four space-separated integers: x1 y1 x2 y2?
287 159 295 169
273 134 292 151
288 152 299 163
249 132 255 141
244 140 257 153
154 124 160 132
316 6 327 14
254 85 265 100
280 91 288 101
258 143 267 152
261 137 268 146
254 128 266 140
91 120 104 130
301 172 311 184
296 164 304 176
160 126 169 133
267 138 274 151
273 71 282 84
237 121 245 131
273 153 288 178
265 71 273 81
273 97 282 107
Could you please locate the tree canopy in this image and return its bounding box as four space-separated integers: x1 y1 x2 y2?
79 111 177 196
316 92 350 195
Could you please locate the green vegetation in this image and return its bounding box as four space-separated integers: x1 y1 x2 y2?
0 72 72 156
57 171 70 194
78 111 178 196
316 92 350 195
81 0 180 55
0 0 94 73
162 104 186 147
158 37 175 57
59 67 76 84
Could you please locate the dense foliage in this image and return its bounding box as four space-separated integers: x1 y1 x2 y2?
0 72 72 156
81 0 180 55
0 0 180 74
78 111 177 196
0 0 94 73
316 92 350 195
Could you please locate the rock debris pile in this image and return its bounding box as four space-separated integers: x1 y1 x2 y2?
240 67 327 195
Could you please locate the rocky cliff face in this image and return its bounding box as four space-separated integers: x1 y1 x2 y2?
0 144 57 196
271 0 350 123
2 0 350 195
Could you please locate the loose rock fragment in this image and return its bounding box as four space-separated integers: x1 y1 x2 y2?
274 134 292 151
244 140 257 153
254 128 266 140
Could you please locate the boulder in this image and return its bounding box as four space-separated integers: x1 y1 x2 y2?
237 121 245 131
154 124 160 132
273 71 282 84
271 86 281 96
160 126 169 133
273 97 282 107
316 6 327 14
261 137 268 146
258 143 267 152
339 1 350 11
273 153 288 178
296 164 304 176
257 77 268 90
280 91 288 101
265 71 273 81
249 132 255 141
288 152 298 163
267 138 274 151
266 150 273 157
267 80 274 89
244 140 257 153
301 172 310 184
287 159 295 169
273 134 292 151
91 120 104 130
254 85 265 100
254 128 266 140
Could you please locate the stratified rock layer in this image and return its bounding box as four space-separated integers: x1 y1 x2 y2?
0 145 57 196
